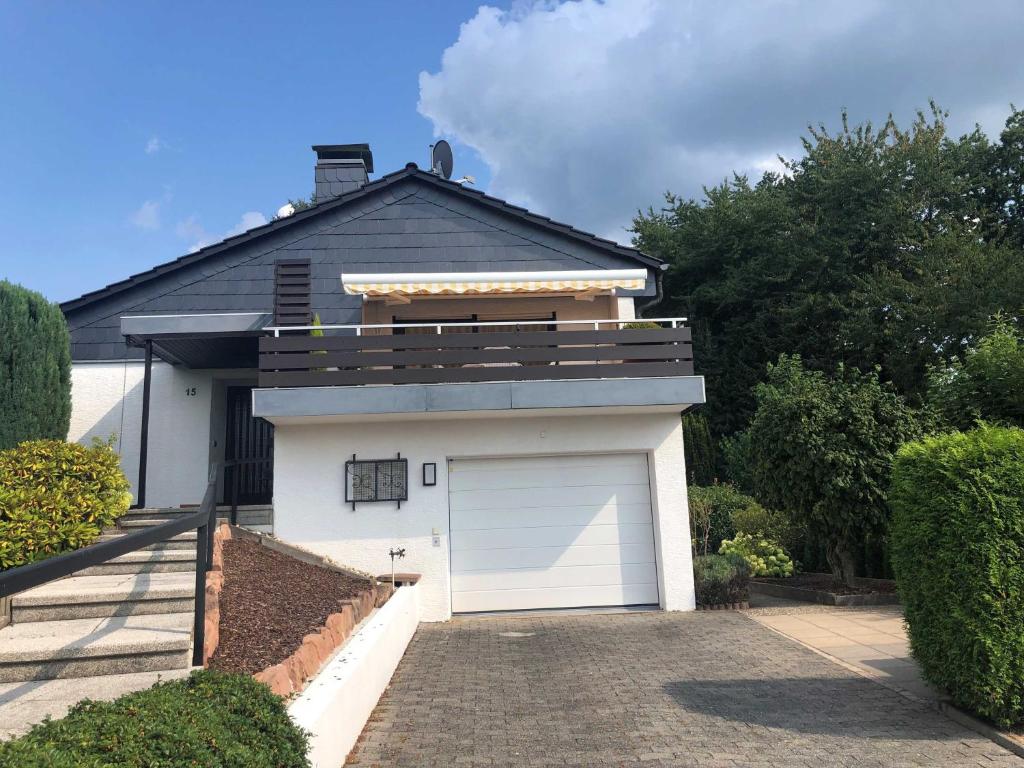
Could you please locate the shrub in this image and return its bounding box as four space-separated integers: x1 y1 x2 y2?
927 318 1024 429
0 280 71 449
682 411 716 485
687 484 758 555
693 553 751 606
720 533 794 577
890 425 1024 727
730 503 801 557
0 669 310 767
746 355 920 585
0 438 132 569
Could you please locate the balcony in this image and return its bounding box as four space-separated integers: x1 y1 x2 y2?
257 318 693 389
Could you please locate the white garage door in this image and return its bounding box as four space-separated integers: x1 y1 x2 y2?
448 453 659 613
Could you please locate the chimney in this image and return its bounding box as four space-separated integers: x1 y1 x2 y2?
312 144 374 203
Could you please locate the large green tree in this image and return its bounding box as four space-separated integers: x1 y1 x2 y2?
743 356 920 586
633 105 1024 446
0 281 72 449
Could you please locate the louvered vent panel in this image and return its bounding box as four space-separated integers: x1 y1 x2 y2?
273 259 312 326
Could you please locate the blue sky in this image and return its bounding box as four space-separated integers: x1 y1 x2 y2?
2 1 1022 304
0 1 497 302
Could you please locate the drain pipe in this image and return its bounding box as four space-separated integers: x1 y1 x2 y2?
635 264 667 318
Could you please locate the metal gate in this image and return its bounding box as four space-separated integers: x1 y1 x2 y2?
224 386 274 505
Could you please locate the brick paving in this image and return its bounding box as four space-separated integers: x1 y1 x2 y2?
347 611 1022 767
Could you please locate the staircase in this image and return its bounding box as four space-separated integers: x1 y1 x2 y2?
0 508 205 736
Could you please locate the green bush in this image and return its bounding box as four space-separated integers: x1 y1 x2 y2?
682 411 716 485
720 532 794 577
890 425 1024 727
927 318 1024 429
0 280 71 449
0 438 132 569
0 670 310 768
687 484 754 555
693 553 751 606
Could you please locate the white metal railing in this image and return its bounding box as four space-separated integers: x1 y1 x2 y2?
264 316 688 337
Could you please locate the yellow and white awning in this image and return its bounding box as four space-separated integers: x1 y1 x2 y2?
341 269 647 297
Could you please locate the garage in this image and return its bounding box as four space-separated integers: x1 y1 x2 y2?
448 453 660 613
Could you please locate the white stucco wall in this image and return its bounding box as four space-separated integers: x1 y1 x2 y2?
272 411 695 621
69 361 215 507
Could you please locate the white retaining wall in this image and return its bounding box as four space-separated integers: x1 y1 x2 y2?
288 583 421 768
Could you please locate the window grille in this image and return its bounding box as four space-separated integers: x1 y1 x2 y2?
345 454 408 509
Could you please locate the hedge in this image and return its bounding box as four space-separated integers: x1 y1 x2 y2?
0 280 71 449
0 438 132 569
890 425 1024 727
688 483 760 555
0 670 310 768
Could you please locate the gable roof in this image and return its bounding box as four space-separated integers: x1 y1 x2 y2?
61 164 662 314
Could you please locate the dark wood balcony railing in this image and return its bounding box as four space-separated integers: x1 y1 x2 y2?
258 318 693 388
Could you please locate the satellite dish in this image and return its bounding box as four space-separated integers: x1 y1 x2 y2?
430 140 453 179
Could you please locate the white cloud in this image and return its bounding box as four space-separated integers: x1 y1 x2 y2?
145 136 166 155
418 0 1024 243
177 211 268 253
131 200 161 230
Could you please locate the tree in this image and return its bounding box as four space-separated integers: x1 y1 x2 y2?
0 281 72 449
632 104 1024 452
744 355 919 586
681 411 716 485
927 318 1024 429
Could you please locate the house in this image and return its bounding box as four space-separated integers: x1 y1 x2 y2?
62 143 705 621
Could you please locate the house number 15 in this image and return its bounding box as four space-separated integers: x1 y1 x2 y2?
185 387 197 397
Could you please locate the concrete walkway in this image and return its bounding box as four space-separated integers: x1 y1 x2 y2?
348 611 1022 767
747 602 936 702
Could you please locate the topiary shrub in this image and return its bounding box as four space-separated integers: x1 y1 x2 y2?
0 438 132 569
0 669 310 767
693 553 751 606
719 532 794 577
687 483 760 555
890 424 1024 727
0 280 71 450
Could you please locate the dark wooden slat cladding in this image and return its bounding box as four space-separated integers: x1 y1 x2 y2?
260 361 694 388
260 326 692 353
273 258 312 327
259 325 695 388
263 342 693 370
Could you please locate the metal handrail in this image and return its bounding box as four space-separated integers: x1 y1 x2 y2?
264 316 689 335
0 467 220 668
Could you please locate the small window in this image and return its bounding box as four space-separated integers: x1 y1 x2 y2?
345 456 408 508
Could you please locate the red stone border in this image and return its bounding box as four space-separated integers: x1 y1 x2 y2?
204 522 395 695
253 581 392 697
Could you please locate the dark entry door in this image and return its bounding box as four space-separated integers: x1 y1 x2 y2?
225 386 274 505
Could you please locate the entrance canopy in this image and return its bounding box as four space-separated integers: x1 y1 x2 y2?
121 312 270 368
341 269 647 298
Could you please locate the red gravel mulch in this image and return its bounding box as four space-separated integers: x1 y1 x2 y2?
755 572 897 595
209 538 372 675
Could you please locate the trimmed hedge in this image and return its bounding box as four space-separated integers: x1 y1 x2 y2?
0 280 71 449
693 553 751 606
0 438 132 569
890 425 1024 727
0 670 310 768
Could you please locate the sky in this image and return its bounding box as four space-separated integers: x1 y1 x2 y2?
1 1 1022 303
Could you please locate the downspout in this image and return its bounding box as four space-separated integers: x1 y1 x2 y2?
635 264 667 318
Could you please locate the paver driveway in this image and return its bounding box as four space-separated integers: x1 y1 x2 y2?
348 611 1021 767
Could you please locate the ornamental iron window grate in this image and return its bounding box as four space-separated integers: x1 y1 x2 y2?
345 454 408 509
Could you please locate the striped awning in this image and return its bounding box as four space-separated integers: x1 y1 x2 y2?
341 269 647 297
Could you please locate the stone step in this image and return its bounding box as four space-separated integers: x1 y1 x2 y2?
121 508 195 521
96 532 197 552
0 613 193 682
0 668 192 740
72 550 196 577
12 573 196 622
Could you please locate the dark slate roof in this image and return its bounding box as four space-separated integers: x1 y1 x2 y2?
63 164 662 361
